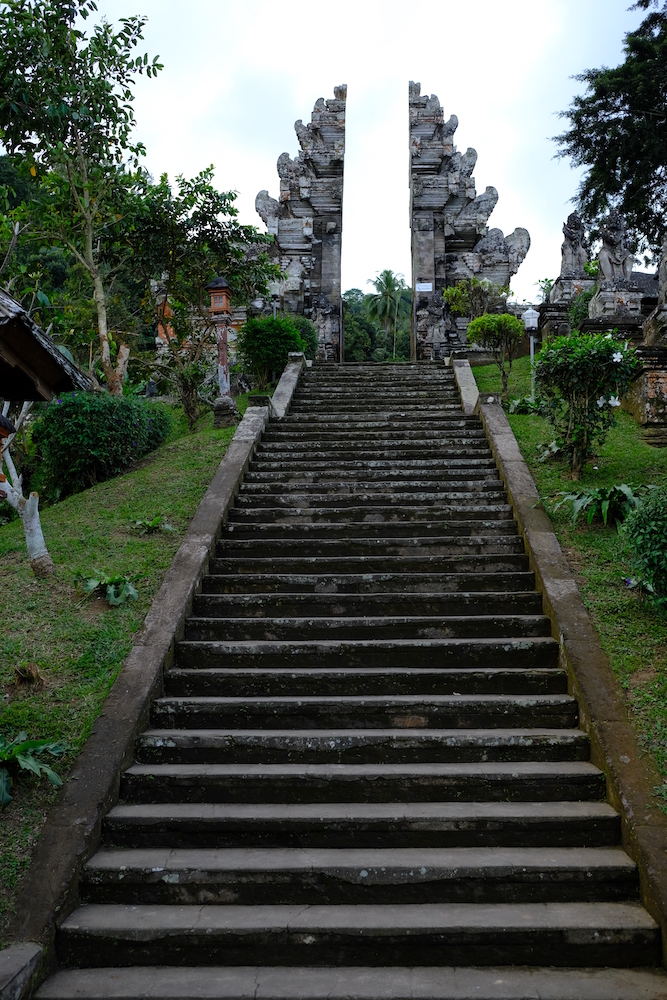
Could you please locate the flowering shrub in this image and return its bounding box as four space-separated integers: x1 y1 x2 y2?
534 333 639 478
32 394 172 499
623 484 667 605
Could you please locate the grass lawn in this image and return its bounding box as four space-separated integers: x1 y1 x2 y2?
473 356 667 786
0 395 260 938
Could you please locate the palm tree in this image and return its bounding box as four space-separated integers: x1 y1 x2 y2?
366 270 407 359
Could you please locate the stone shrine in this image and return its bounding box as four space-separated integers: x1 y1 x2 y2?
587 210 642 326
255 86 346 361
539 211 596 340
408 82 530 359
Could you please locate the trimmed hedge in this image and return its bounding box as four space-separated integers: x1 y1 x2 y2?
32 393 172 498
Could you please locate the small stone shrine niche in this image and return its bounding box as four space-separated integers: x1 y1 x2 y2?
408 82 530 359
255 86 346 362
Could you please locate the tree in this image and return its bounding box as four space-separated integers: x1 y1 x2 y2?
467 313 524 402
126 169 278 427
366 270 407 359
0 0 163 393
0 403 54 576
236 316 304 390
443 278 508 320
554 1 667 256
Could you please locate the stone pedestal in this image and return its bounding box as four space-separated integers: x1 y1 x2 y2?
549 276 597 306
538 302 569 341
623 348 667 446
588 283 643 322
213 395 239 429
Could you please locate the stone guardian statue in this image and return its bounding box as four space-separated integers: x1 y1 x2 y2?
560 211 588 278
598 210 635 284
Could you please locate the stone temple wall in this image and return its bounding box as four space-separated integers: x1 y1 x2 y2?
409 82 530 358
255 86 346 361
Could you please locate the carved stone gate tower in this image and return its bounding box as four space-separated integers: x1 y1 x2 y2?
409 82 530 358
256 86 346 361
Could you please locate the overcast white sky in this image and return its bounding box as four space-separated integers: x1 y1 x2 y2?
102 0 644 303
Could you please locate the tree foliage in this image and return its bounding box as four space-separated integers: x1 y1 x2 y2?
366 269 409 359
0 0 163 393
443 278 508 320
466 312 524 401
236 316 304 390
534 333 640 479
554 2 667 255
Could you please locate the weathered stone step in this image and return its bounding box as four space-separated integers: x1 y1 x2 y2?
175 636 559 671
287 404 465 414
251 459 498 472
192 592 543 619
135 727 586 765
120 760 605 804
243 469 499 484
201 571 536 595
56 901 658 968
183 613 551 643
80 846 637 906
216 537 525 560
103 800 622 850
150 693 575 730
227 506 513 526
253 449 493 462
238 487 507 503
165 666 565 698
208 555 531 577
35 962 667 1000
223 522 518 544
263 428 487 441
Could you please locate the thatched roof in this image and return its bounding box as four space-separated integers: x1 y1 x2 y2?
0 289 92 400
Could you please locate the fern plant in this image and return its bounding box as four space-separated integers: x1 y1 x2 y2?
0 733 66 807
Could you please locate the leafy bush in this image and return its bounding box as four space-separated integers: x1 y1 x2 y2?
75 571 139 606
467 313 524 401
551 483 641 526
236 316 304 390
32 393 172 498
289 315 319 360
568 289 596 330
144 402 173 452
623 484 667 604
534 333 640 479
442 277 508 319
0 733 66 807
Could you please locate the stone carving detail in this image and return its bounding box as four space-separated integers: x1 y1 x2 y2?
560 211 588 278
657 235 667 307
598 210 636 284
408 82 530 357
255 86 346 361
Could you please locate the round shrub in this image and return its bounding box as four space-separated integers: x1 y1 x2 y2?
32 393 172 498
145 402 173 452
236 316 304 390
624 485 667 603
534 333 640 479
289 315 319 360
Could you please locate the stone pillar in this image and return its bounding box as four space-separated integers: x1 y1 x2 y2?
256 86 346 361
206 276 239 428
408 82 530 360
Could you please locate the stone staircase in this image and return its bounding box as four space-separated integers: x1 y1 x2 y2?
38 364 666 999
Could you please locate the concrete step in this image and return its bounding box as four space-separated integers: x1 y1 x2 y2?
135 728 587 765
223 520 517 541
250 460 499 472
201 572 537 595
35 963 667 1000
216 537 526 559
237 487 508 502
243 469 499 483
56 901 659 967
164 667 566 698
252 449 493 463
175 636 559 671
103 800 622 850
120 760 605 804
150 694 576 730
263 428 488 441
207 555 531 576
227 506 514 525
182 614 551 643
257 440 491 454
191 592 544 619
80 846 638 906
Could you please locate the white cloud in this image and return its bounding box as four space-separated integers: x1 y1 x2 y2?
103 0 643 302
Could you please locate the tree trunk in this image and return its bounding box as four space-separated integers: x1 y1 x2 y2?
0 477 54 576
501 367 509 402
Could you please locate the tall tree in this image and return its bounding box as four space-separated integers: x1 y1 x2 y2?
367 270 406 359
0 0 162 393
127 169 278 427
554 0 667 255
